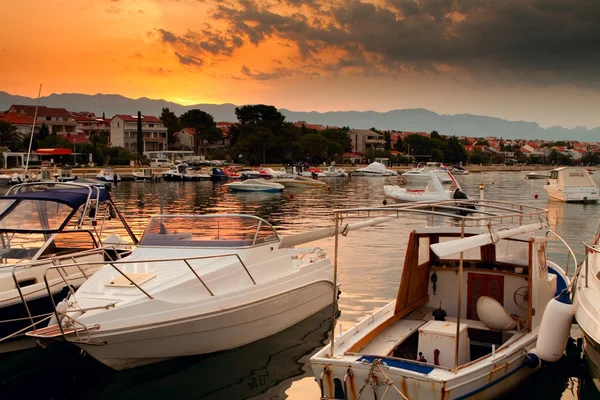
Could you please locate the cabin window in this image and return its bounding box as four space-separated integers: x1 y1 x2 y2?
495 239 528 266
418 236 430 265
40 231 97 259
550 171 558 179
0 200 72 231
0 199 16 216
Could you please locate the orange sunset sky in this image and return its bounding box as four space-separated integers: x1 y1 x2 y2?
1 0 599 128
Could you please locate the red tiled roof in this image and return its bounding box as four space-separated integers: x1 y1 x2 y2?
8 105 72 118
0 112 35 125
63 135 91 144
113 114 162 123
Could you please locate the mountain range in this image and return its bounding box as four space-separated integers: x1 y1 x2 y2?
1 91 598 141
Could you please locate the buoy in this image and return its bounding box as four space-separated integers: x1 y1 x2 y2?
327 186 331 191
536 289 575 362
290 193 294 199
383 199 387 205
534 194 538 199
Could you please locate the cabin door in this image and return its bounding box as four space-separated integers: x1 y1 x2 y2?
467 273 504 320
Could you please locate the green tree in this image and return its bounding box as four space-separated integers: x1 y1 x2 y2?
469 148 485 164
180 109 222 155
160 107 181 145
582 152 600 165
430 130 441 140
320 128 352 153
38 123 49 141
393 136 404 152
0 121 24 149
300 134 328 163
445 136 467 164
384 131 392 150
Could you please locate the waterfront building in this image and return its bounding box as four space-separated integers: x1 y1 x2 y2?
110 115 167 155
6 105 77 135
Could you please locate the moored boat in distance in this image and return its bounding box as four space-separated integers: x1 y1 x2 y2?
384 173 466 202
544 167 600 203
525 171 550 180
276 175 327 188
96 167 121 182
28 214 338 370
352 162 398 177
225 178 284 192
133 168 159 181
310 200 572 400
402 162 453 184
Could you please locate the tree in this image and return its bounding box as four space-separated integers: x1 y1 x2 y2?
320 128 352 154
445 136 467 164
300 134 328 163
0 121 24 149
160 107 181 145
384 131 392 150
180 109 222 155
38 123 49 142
469 148 485 164
430 130 441 140
393 136 404 152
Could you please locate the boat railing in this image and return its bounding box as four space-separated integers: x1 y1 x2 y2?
333 199 548 229
29 252 256 344
573 241 599 294
545 230 578 277
1 246 128 345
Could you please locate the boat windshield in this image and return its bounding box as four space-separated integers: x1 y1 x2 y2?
139 215 280 247
0 199 73 232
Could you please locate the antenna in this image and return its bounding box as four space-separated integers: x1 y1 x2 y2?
24 84 42 175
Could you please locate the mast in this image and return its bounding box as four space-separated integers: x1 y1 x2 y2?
24 84 42 175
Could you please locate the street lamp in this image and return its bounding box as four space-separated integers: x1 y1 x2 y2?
479 183 485 201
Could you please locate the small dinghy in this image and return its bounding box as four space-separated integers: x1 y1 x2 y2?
384 173 462 202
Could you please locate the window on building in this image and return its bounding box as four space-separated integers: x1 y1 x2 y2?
149 124 154 128
46 116 51 121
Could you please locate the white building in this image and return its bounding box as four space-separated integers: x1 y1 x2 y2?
110 115 168 155
348 129 385 153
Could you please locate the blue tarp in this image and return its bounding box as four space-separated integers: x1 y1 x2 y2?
356 355 434 374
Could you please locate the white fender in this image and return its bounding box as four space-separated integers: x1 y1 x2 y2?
536 290 575 362
477 296 518 331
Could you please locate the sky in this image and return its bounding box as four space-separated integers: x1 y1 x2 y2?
1 0 599 129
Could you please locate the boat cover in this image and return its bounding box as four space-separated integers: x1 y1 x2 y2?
3 187 111 208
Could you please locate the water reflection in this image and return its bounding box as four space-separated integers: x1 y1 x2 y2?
0 306 334 400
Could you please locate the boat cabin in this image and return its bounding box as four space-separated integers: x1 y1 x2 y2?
339 206 563 372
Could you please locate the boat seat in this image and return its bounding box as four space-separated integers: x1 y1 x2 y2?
357 319 425 356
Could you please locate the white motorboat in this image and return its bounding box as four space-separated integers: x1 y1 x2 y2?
225 178 284 192
319 165 348 177
276 175 327 188
402 162 453 184
352 162 398 177
525 171 550 180
0 182 136 352
162 164 211 181
384 173 464 202
133 168 158 181
261 167 292 178
572 226 600 393
96 167 121 182
311 200 573 400
544 167 600 203
450 166 469 175
28 214 339 370
53 168 77 182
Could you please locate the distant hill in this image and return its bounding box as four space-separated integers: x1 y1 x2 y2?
1 91 598 141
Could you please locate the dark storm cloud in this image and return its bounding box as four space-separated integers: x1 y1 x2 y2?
240 65 293 80
157 0 600 83
175 52 203 66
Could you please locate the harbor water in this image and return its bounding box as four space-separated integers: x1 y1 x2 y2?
1 171 598 399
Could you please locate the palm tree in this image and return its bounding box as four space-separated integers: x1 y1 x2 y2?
0 121 24 149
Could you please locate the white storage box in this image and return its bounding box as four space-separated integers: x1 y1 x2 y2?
417 320 470 369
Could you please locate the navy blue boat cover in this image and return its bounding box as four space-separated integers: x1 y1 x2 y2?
3 187 111 209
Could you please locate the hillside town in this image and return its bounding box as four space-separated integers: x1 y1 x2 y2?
0 103 598 168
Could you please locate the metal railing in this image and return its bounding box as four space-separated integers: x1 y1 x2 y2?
545 230 578 277
29 251 256 344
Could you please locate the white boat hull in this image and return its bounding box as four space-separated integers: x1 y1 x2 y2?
76 281 334 370
384 185 452 202
544 186 600 203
